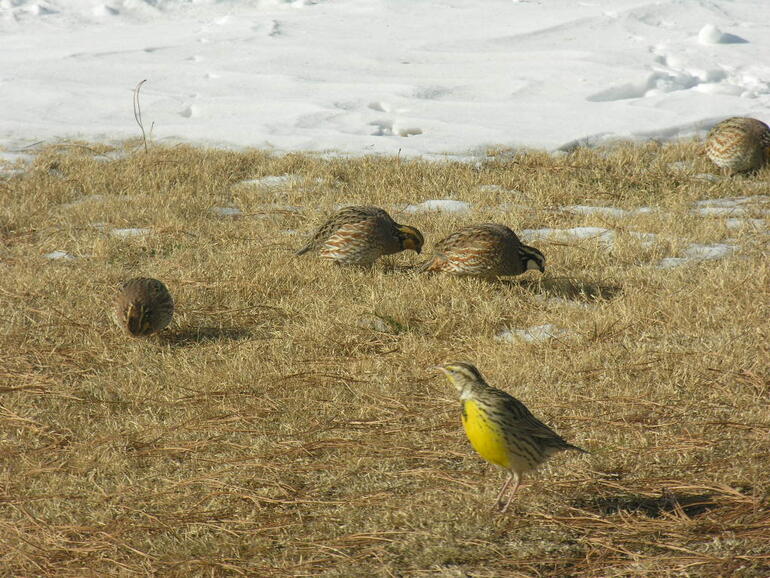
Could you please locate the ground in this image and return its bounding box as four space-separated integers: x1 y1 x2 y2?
0 141 768 576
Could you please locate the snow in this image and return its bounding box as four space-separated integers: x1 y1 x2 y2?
724 218 765 229
496 324 574 344
211 206 243 217
520 227 616 245
697 24 725 45
403 200 472 214
658 242 737 268
691 196 770 216
563 205 654 218
237 175 301 188
110 227 151 238
1 1 769 157
45 250 76 260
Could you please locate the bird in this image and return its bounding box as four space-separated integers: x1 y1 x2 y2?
295 206 424 266
418 223 544 277
435 362 586 512
705 117 770 175
114 277 174 337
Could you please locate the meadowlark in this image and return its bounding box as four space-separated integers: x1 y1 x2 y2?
418 223 544 277
705 117 770 175
114 277 174 337
296 205 424 266
435 362 586 512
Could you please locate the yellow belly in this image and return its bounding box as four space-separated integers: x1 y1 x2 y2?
461 399 511 469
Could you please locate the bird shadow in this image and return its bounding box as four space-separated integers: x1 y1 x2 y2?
504 276 622 303
158 326 254 347
573 491 719 519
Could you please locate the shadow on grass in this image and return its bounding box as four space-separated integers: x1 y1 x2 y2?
159 326 253 346
575 491 719 518
514 276 622 302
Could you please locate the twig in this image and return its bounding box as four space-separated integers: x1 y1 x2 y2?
133 79 150 153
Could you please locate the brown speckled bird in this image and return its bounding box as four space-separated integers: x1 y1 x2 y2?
705 117 770 175
296 206 424 266
418 223 544 278
114 277 174 337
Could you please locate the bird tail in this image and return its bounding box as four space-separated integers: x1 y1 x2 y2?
567 442 589 454
295 245 312 256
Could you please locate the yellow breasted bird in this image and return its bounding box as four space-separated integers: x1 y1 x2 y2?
435 362 586 512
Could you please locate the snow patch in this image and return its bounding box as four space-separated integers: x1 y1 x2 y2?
520 226 616 245
403 199 471 214
563 205 655 218
237 175 301 188
211 206 243 217
63 194 105 208
110 228 150 238
496 324 574 344
691 196 770 217
45 250 76 261
725 218 765 230
658 243 737 268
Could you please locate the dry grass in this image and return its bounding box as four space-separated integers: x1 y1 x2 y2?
0 140 768 576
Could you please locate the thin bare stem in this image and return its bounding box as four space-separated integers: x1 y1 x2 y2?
133 79 149 153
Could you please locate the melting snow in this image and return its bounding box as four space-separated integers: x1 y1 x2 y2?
110 228 151 238
45 250 76 261
658 243 737 268
496 324 574 344
63 194 105 208
403 200 471 214
692 173 721 183
520 227 616 245
237 175 300 188
725 218 765 229
211 206 243 217
564 205 655 218
691 197 770 217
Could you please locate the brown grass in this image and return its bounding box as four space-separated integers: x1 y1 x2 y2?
0 140 768 576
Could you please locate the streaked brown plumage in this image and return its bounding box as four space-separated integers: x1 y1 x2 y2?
436 362 587 512
705 117 770 175
296 206 424 266
418 223 544 277
114 277 174 337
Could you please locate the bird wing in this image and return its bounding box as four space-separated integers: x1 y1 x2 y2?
296 206 388 255
499 391 583 453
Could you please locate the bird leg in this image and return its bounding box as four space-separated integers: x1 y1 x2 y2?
493 473 513 510
499 473 521 513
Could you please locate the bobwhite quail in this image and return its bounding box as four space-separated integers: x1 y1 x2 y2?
296 206 424 266
114 277 174 337
418 223 544 277
705 117 770 175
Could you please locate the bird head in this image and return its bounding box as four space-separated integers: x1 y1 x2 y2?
397 225 424 254
521 245 545 273
433 362 487 396
125 302 152 336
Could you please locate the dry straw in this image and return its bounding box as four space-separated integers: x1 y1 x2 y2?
0 140 768 575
